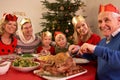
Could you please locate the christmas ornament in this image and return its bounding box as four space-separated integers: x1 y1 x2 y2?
52 20 57 24
68 22 71 25
68 6 71 10
65 29 69 33
65 14 68 16
60 6 64 11
52 25 55 30
69 36 73 39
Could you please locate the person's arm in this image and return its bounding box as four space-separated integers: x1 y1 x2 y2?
79 43 120 68
68 44 80 53
94 46 120 68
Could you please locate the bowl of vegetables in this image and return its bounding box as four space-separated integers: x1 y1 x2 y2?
12 58 40 72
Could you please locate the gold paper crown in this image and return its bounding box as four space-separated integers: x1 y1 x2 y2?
42 31 52 38
20 18 31 26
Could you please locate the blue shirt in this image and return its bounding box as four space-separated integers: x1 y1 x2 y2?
94 32 120 80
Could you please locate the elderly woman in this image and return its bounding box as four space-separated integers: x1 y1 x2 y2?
16 18 41 54
0 13 18 55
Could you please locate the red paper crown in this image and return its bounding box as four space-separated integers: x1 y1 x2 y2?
4 14 18 21
54 31 64 38
99 4 119 14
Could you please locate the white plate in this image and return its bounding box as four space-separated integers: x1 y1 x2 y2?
0 54 19 62
34 69 87 80
73 58 90 64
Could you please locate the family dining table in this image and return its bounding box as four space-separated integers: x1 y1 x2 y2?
0 54 97 80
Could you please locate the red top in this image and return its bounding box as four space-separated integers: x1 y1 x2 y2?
37 46 55 55
78 34 101 46
0 36 17 55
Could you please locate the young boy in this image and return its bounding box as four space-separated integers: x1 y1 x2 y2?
54 31 70 54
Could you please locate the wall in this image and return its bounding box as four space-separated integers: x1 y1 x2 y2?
0 0 45 33
0 0 120 37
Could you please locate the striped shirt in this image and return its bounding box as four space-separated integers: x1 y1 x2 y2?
16 36 41 53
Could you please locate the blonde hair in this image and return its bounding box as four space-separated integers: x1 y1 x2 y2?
72 15 85 28
72 15 93 44
41 31 52 39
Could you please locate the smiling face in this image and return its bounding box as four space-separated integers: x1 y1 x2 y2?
4 21 17 34
98 12 120 37
76 21 89 36
42 36 52 47
22 22 33 36
55 34 67 48
41 31 52 47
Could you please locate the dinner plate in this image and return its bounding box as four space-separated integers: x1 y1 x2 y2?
0 54 19 62
73 58 90 64
34 69 87 80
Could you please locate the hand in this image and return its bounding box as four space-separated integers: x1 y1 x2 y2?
79 43 96 55
40 50 50 56
16 48 22 54
68 45 80 54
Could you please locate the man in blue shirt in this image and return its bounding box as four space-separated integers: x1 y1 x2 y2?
69 3 120 80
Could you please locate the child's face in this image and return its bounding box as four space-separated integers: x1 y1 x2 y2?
55 35 67 48
42 36 52 46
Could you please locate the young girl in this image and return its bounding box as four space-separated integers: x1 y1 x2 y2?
0 13 18 55
37 31 55 55
54 31 70 54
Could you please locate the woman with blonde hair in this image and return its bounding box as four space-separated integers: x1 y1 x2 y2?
0 13 18 55
72 15 101 45
69 15 101 59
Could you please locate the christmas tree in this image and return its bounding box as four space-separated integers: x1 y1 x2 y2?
40 0 85 43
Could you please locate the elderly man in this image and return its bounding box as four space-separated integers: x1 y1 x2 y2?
69 3 120 80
